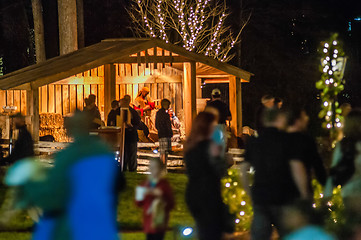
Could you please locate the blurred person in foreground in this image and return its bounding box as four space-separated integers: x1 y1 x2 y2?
6 111 124 240
122 95 141 172
286 106 327 192
283 201 336 240
135 158 175 240
83 94 102 129
255 94 275 134
155 99 173 167
4 113 34 164
184 112 233 240
241 108 310 240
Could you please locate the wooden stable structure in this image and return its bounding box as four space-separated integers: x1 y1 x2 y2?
0 39 252 141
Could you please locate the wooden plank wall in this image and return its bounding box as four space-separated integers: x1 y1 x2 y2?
36 55 184 122
38 66 105 118
115 63 183 119
0 90 27 114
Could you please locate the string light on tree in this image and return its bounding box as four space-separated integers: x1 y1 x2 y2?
129 0 251 62
316 33 347 137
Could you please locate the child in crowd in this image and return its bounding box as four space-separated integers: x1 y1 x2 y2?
135 158 175 240
155 99 173 167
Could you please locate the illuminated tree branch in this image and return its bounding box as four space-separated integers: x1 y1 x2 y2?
128 0 251 62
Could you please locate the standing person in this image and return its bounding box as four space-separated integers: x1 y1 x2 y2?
155 99 173 167
241 108 310 240
135 158 175 240
255 94 275 133
122 95 141 172
107 100 119 126
83 94 102 129
184 112 231 240
287 107 327 192
14 111 122 240
206 88 231 125
5 113 34 164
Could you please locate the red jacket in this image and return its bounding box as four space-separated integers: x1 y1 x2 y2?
135 178 175 233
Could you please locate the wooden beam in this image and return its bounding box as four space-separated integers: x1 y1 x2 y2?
183 62 197 135
229 76 242 137
116 75 182 84
104 64 116 122
116 56 189 64
27 88 39 142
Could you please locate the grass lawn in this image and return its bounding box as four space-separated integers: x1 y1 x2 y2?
0 169 195 238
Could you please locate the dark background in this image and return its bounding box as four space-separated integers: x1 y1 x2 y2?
1 0 360 134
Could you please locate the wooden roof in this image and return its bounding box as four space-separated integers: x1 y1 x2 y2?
0 38 253 90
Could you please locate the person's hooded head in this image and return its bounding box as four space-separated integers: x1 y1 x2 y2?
140 87 150 98
64 111 92 138
11 113 26 129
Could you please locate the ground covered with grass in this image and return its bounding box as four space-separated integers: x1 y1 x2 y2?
0 169 194 239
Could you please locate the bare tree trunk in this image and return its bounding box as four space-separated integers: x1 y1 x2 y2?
57 0 78 55
76 0 85 48
32 0 46 63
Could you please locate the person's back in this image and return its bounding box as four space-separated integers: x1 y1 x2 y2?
288 132 327 186
206 99 230 125
155 108 173 139
246 128 299 205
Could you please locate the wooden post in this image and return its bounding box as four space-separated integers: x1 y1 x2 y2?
27 88 39 142
183 62 197 135
58 0 78 54
229 76 242 136
196 77 202 99
104 64 116 122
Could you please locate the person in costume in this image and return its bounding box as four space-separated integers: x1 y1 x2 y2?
134 87 156 119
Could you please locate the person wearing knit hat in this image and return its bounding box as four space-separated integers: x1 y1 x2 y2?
206 88 232 125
